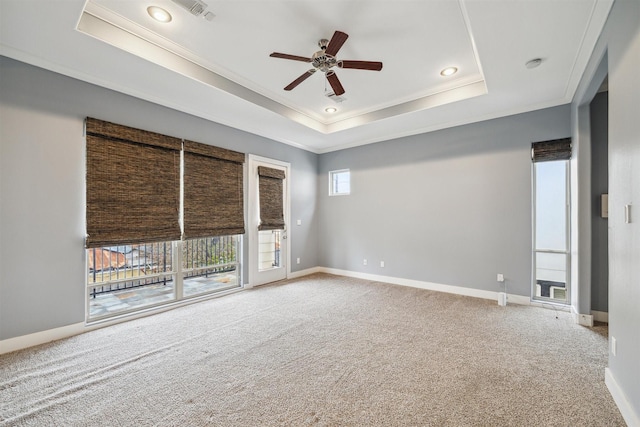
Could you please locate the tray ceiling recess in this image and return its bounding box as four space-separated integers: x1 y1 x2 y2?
76 0 487 134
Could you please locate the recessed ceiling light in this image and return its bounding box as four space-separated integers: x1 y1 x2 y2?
440 67 458 77
147 6 172 23
525 58 543 69
325 107 337 113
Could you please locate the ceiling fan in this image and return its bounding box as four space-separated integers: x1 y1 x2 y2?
270 30 383 96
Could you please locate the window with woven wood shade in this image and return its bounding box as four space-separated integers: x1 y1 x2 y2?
531 138 572 162
257 166 285 231
85 118 182 248
183 140 245 239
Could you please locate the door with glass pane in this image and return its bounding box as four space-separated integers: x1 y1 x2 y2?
533 160 570 303
248 155 289 286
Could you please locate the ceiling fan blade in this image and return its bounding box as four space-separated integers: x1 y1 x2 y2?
270 52 312 63
284 69 316 91
339 60 383 71
326 71 345 96
325 31 349 57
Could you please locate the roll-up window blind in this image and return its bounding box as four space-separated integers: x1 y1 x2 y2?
258 166 285 231
531 138 572 162
183 140 245 239
85 118 182 248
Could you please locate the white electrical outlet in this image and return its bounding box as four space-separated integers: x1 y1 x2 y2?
611 336 617 356
296 257 300 264
296 219 302 226
497 273 504 282
380 261 385 268
363 259 367 266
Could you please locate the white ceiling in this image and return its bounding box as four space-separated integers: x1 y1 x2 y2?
0 0 613 153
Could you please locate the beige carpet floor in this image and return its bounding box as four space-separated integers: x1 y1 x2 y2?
0 273 625 426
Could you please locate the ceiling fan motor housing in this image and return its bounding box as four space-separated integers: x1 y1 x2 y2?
312 50 338 72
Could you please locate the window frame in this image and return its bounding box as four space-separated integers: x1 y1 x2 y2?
328 169 351 196
531 159 571 305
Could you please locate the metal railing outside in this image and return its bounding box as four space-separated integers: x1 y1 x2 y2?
183 235 238 279
87 236 239 298
88 242 173 298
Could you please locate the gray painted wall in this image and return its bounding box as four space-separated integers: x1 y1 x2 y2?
318 106 571 297
572 0 640 421
589 91 608 313
0 56 318 341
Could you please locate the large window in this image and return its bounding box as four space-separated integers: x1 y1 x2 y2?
85 118 245 321
532 138 571 304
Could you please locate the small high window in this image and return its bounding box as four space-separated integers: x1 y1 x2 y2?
329 169 350 196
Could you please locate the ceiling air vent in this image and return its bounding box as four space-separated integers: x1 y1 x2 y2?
171 0 215 21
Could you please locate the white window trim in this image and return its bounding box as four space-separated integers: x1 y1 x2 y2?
329 169 351 196
531 160 571 305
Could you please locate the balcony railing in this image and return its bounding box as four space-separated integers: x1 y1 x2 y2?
534 249 569 303
88 242 173 298
87 236 241 321
183 236 237 280
87 236 238 298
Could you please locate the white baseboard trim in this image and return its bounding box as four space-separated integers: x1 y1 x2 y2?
606 367 640 427
508 294 534 306
317 267 531 306
592 310 609 323
247 268 321 289
289 266 322 280
1 286 247 355
571 305 595 326
0 322 85 355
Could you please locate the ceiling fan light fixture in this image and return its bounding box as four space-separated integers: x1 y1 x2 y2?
440 67 458 77
325 107 338 113
147 6 172 23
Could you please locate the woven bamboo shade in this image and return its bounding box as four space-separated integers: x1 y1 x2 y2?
183 140 245 238
258 166 286 231
531 138 572 162
85 118 181 248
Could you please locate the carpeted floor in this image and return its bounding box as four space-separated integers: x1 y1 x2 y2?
0 273 625 426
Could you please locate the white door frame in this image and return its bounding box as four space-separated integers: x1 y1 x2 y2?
248 154 291 287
